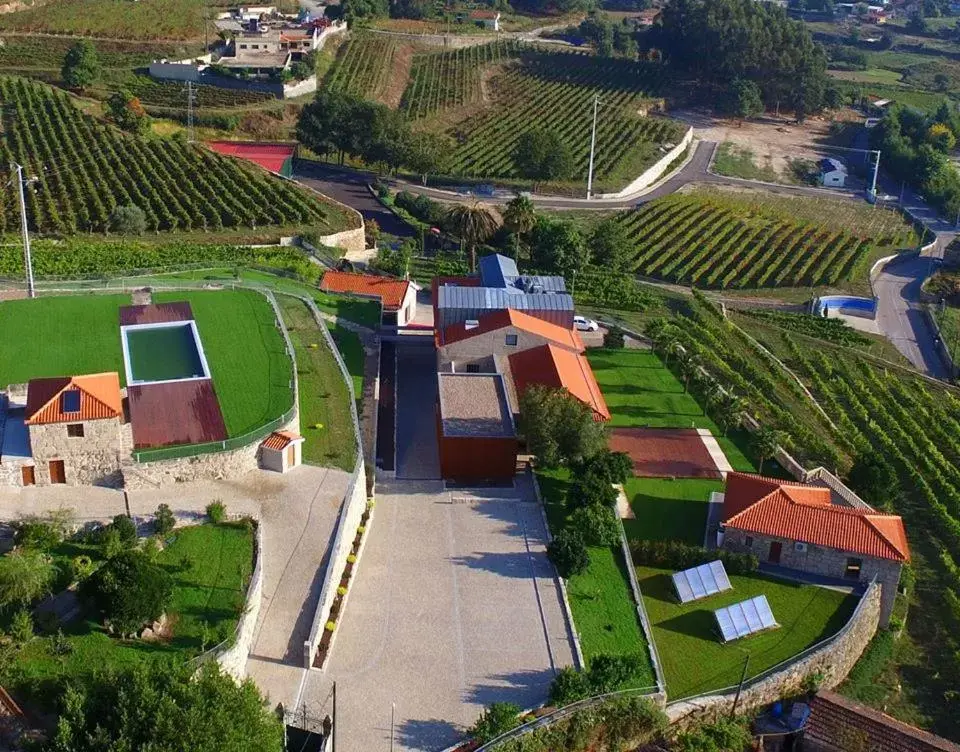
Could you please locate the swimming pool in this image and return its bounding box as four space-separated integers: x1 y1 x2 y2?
121 321 211 385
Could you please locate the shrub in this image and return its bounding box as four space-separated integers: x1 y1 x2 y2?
337 586 348 596
108 204 148 235
468 701 522 744
629 539 758 576
154 504 175 536
549 666 591 706
9 608 34 646
102 528 127 560
586 654 646 695
111 514 137 544
547 529 590 578
570 504 621 547
81 550 173 636
71 554 94 582
568 471 618 510
582 450 633 486
13 518 64 551
325 620 336 631
206 501 227 523
675 716 752 752
604 327 625 349
0 549 56 608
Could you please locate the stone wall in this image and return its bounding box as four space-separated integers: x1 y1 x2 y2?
217 521 265 680
723 530 901 627
29 418 124 487
666 580 881 726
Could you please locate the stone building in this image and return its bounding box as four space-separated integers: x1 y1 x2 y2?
719 472 909 627
23 373 125 486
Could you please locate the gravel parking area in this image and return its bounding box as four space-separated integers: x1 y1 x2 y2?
300 476 577 752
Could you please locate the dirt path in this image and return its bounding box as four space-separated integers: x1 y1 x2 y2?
380 42 414 109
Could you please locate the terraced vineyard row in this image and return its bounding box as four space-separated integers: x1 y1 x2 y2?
444 52 679 182
400 40 519 119
614 193 877 289
0 36 186 69
0 78 353 234
125 77 275 109
325 34 399 100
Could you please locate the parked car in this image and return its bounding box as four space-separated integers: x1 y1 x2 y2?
574 316 599 332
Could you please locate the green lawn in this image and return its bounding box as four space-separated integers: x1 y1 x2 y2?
622 477 723 546
538 469 655 687
0 290 293 439
14 523 253 705
637 565 858 699
152 290 293 437
586 348 754 472
278 295 358 472
328 324 364 406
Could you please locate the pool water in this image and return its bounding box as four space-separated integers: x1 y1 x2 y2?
125 324 206 383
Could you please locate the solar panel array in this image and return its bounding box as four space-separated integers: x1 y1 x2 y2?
714 595 778 642
672 560 733 604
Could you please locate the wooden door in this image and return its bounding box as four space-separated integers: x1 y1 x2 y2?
49 460 65 484
21 465 35 486
768 541 782 564
286 444 295 469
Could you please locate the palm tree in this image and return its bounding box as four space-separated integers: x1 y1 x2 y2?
679 353 700 394
751 426 784 474
717 394 747 437
445 202 501 272
502 194 536 260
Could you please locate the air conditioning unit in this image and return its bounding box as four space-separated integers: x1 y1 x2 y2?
795 542 808 553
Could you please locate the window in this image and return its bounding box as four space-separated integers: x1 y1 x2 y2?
466 364 481 374
61 390 81 414
844 558 863 580
795 541 808 553
744 536 753 549
505 334 518 346
67 424 84 438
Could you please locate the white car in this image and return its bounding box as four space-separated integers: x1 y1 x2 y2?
574 315 599 332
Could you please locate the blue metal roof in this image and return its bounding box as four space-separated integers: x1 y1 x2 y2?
478 254 520 288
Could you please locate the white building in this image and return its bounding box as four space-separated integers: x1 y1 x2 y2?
819 157 847 188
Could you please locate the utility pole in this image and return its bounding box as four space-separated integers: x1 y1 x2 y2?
868 149 880 204
12 162 35 299
730 653 751 718
586 94 599 201
390 702 395 752
184 81 197 144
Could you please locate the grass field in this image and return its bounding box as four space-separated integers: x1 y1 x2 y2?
0 290 293 439
637 565 857 698
538 469 654 685
622 477 722 546
14 522 253 701
935 305 960 364
278 295 358 472
712 142 778 183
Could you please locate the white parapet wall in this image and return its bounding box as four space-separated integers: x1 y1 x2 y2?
217 521 266 680
596 126 694 200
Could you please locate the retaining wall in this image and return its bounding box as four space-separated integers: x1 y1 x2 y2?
217 521 265 680
666 580 881 726
597 127 693 200
925 306 958 379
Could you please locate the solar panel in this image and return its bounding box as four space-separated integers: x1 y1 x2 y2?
714 596 779 642
671 560 734 604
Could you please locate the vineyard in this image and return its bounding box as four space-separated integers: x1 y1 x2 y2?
441 51 680 187
0 0 207 40
122 76 275 109
613 190 916 289
0 36 190 70
0 78 355 234
325 34 401 101
401 41 519 119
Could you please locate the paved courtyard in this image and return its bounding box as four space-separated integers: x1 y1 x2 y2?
395 345 441 480
299 476 577 752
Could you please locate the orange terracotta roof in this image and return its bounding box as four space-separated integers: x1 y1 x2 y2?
440 309 585 350
722 472 909 562
469 9 499 18
508 344 610 421
262 430 303 451
320 271 411 311
25 373 123 425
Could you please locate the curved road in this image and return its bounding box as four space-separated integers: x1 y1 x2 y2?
293 141 955 379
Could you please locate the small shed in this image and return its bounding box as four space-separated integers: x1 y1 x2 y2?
469 10 500 30
260 430 304 473
819 157 847 188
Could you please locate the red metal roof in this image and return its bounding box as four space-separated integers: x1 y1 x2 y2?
508 343 610 421
440 308 585 350
205 141 295 174
722 471 910 562
25 373 123 425
128 380 228 449
807 691 960 752
261 430 302 451
119 302 193 326
320 271 411 311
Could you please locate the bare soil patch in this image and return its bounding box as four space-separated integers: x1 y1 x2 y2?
381 42 414 109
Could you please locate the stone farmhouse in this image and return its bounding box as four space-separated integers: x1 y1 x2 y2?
718 471 909 627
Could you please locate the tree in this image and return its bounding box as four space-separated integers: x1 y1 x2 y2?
928 122 956 152
0 549 55 609
549 666 591 706
61 40 100 90
402 131 451 185
9 608 34 646
715 394 747 437
823 86 844 110
82 550 173 635
106 90 150 135
513 128 575 186
547 529 590 578
676 716 753 752
589 217 633 271
529 216 589 278
587 654 646 694
750 426 783 473
444 202 500 271
40 661 284 752
154 504 175 537
571 503 621 546
503 194 536 258
847 453 899 508
109 205 147 235
340 0 389 22
518 385 607 468
729 78 763 122
468 702 522 744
